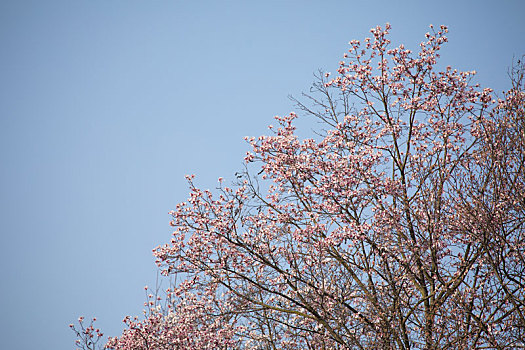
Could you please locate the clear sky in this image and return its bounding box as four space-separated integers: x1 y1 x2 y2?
1 1 524 349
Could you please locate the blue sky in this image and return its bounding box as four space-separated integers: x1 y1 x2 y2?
1 1 524 349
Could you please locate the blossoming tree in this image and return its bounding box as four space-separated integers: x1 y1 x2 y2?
73 24 524 349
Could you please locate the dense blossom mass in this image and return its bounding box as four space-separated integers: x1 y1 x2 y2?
74 24 524 349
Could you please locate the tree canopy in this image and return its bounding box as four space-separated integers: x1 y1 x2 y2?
73 24 525 350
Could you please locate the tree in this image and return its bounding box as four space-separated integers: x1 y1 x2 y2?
73 24 524 349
